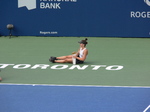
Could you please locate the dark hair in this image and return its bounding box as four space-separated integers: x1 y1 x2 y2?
78 38 88 46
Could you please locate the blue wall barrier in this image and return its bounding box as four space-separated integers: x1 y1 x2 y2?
0 0 150 37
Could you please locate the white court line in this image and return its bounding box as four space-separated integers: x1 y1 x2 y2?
143 105 150 112
0 83 150 88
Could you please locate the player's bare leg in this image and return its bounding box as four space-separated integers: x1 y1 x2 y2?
55 58 72 63
56 55 72 60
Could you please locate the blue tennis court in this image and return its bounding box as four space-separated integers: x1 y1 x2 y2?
0 84 150 112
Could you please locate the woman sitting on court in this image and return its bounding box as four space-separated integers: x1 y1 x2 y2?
49 38 88 64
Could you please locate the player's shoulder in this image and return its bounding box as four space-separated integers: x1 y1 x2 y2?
85 48 88 51
84 48 88 53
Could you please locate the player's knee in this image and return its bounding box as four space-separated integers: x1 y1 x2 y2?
64 59 68 63
66 55 70 58
65 59 72 63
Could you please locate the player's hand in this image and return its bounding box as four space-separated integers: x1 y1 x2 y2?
72 55 77 58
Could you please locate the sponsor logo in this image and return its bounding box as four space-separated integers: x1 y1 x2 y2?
18 0 77 10
130 11 150 18
130 0 150 18
18 0 36 10
144 0 150 6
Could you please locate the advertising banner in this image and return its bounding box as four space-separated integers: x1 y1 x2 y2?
0 0 150 37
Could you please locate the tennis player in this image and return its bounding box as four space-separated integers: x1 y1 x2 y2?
49 38 88 64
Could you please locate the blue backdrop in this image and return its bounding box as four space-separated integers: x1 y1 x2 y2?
0 0 150 37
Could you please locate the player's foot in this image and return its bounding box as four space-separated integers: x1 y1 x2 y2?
49 56 56 63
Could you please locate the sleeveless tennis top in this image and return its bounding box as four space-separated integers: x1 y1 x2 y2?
79 48 86 58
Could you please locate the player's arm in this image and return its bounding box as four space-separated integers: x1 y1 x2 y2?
77 49 80 55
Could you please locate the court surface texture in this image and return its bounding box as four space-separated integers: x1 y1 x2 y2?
0 36 150 112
